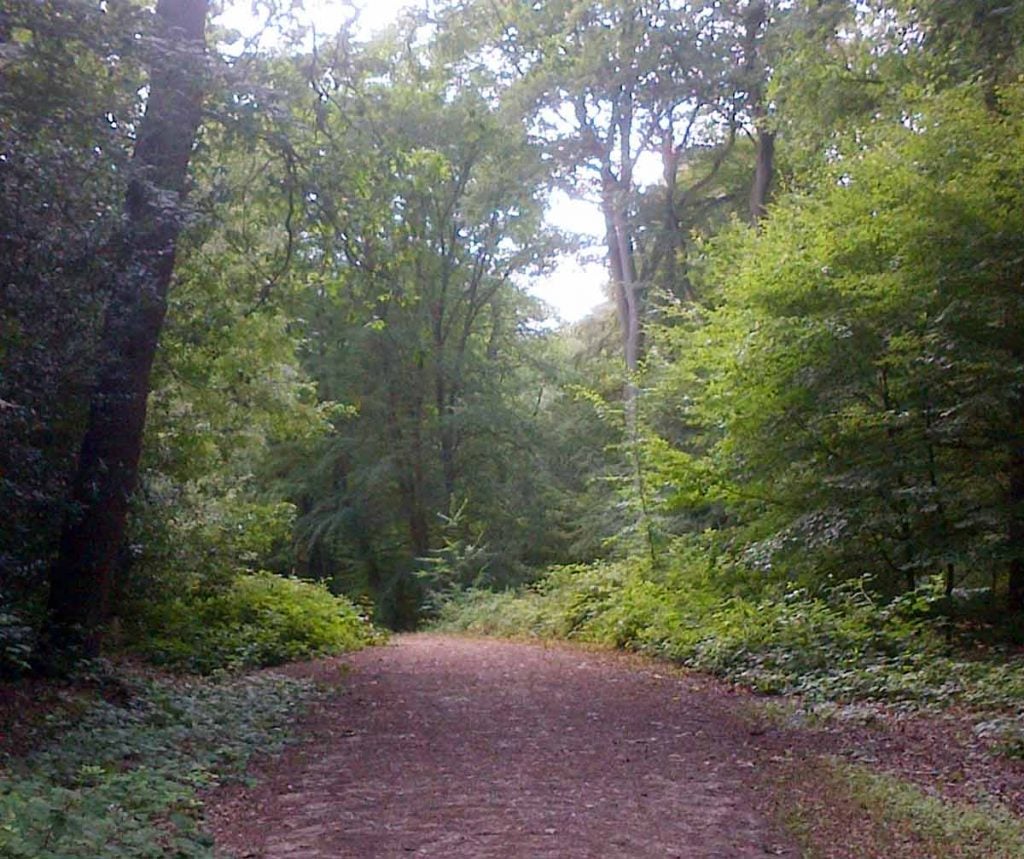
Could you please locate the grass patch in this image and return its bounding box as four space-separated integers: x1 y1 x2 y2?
0 665 324 858
778 756 1024 858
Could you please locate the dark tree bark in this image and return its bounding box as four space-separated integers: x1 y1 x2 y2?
46 0 209 656
749 127 775 224
1008 408 1024 613
743 0 774 226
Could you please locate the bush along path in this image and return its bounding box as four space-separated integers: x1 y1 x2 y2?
0 577 379 858
208 634 793 857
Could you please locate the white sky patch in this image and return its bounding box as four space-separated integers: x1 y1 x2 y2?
217 0 404 45
537 190 608 323
634 150 665 187
530 255 609 324
545 189 605 237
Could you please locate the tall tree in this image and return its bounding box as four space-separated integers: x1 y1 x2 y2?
47 0 210 655
648 83 1024 607
269 33 562 626
502 0 730 394
0 0 151 615
739 0 773 224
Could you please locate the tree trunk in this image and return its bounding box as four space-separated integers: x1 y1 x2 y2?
743 1 773 226
602 181 658 565
601 189 640 385
437 379 458 505
749 127 775 224
1009 422 1024 612
46 0 208 656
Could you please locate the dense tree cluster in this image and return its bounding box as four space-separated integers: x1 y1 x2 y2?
2 0 1024 669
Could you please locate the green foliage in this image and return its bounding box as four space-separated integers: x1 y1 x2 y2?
438 558 1024 712
646 82 1024 602
0 670 319 858
119 114 337 626
130 572 379 674
6 0 1023 700
0 0 149 610
267 34 593 627
0 0 329 660
124 493 300 603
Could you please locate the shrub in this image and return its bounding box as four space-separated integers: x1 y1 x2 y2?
131 572 379 673
436 561 1024 712
435 588 556 638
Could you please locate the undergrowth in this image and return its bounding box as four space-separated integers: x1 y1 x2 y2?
435 561 1024 715
128 571 381 674
0 667 320 858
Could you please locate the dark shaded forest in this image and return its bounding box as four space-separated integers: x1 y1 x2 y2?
4 0 1024 660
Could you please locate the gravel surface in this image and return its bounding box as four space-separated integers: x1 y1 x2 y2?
206 634 794 858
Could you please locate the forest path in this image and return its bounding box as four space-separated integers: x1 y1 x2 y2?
208 634 793 858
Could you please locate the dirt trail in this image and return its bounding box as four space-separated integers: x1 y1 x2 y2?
208 634 793 858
